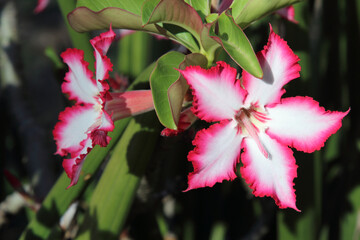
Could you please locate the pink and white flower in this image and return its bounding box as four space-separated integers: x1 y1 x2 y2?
276 6 298 24
53 27 116 188
54 27 157 188
179 25 348 210
34 0 50 14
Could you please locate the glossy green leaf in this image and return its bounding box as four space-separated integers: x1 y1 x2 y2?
76 113 160 239
150 52 207 129
232 0 301 29
68 7 168 34
19 63 155 240
211 12 262 78
188 0 210 21
167 53 208 128
150 51 185 129
76 0 145 15
142 0 204 43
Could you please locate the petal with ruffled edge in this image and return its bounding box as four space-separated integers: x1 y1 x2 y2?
185 120 243 191
90 27 116 91
266 96 349 153
242 25 301 107
61 49 99 105
34 0 49 13
62 137 92 188
240 132 299 211
179 62 246 122
276 6 298 24
53 105 100 156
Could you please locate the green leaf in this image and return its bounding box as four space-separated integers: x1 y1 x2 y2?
68 7 167 34
188 0 210 21
76 0 146 15
76 113 160 239
210 12 263 78
150 52 207 129
142 0 204 43
150 51 185 129
167 53 208 127
231 0 301 29
19 63 155 240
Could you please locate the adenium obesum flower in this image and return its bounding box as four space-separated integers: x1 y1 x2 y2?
34 0 49 14
275 6 298 24
54 27 154 188
179 25 348 210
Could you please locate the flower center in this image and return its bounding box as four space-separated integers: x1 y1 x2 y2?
235 105 270 159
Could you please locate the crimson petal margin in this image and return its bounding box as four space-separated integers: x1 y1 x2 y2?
240 132 299 211
61 49 99 105
185 120 243 191
90 27 116 90
53 105 100 157
242 25 301 107
179 62 246 122
266 96 349 153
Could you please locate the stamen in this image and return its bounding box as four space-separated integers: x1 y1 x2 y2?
237 110 269 159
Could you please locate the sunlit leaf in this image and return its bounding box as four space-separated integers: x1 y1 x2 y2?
210 12 262 78
142 0 203 42
76 0 146 15
188 0 210 21
231 0 301 28
150 52 207 129
68 7 167 34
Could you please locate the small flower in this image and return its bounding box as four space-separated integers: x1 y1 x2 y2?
34 0 50 14
275 6 298 24
179 25 348 210
53 27 116 188
54 27 156 188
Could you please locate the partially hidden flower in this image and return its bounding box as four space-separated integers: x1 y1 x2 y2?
275 6 298 24
179 25 348 210
54 27 155 188
34 0 50 14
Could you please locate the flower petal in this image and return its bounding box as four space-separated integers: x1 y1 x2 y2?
266 96 349 153
180 62 246 122
61 49 99 105
240 132 299 211
62 138 92 188
186 120 243 190
53 105 99 156
276 6 298 24
90 27 116 91
242 25 301 107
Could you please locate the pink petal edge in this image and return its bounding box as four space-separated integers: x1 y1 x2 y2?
240 132 299 211
242 24 301 107
266 96 350 153
34 0 50 14
276 6 298 24
61 48 99 105
185 120 243 191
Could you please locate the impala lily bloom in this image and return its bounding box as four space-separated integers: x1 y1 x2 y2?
179 26 348 210
54 27 156 187
276 6 298 24
34 0 50 13
53 27 116 187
